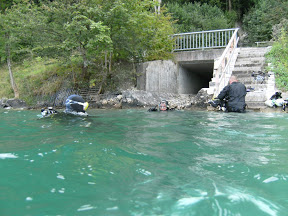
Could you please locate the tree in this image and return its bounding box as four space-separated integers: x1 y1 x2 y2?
243 0 288 44
162 0 260 22
0 0 176 97
63 8 113 79
102 0 174 62
0 5 28 98
0 1 53 98
166 2 230 33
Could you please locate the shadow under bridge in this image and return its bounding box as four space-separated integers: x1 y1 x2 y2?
178 60 214 94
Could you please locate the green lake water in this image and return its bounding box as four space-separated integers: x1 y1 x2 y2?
0 109 288 216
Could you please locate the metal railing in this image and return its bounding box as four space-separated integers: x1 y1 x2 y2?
213 28 240 96
173 28 239 51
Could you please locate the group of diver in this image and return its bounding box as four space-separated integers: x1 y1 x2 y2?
41 96 173 117
42 75 286 116
41 76 246 116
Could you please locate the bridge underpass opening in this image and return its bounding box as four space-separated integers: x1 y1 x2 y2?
178 61 214 94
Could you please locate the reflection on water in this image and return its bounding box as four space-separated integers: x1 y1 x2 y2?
0 109 288 215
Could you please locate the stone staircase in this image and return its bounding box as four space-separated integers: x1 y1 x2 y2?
79 86 99 102
232 47 275 110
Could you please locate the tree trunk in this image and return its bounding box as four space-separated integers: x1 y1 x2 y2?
97 51 108 95
6 43 19 99
228 0 232 11
79 44 89 80
154 0 161 14
82 51 89 80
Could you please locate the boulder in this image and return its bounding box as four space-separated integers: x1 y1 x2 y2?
6 99 27 109
0 98 27 109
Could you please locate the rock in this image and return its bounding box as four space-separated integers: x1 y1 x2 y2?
117 95 123 100
190 88 212 108
0 98 9 108
0 98 27 109
114 101 122 109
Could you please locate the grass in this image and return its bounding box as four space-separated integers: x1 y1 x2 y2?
266 30 288 91
0 58 77 105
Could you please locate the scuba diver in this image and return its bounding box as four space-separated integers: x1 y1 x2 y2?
265 91 288 111
148 100 174 111
208 75 247 113
208 98 227 111
41 94 89 117
64 94 89 116
41 107 58 117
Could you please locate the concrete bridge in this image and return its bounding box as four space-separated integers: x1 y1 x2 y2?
137 28 239 96
136 28 275 109
136 48 224 95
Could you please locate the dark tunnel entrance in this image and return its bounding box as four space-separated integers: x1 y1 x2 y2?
178 60 214 94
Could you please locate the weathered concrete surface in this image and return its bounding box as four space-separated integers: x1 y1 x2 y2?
174 49 224 62
145 60 178 93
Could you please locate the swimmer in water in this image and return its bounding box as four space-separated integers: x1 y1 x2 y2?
148 100 174 112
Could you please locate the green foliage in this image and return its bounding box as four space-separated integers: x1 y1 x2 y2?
272 19 288 42
99 0 175 61
163 0 260 21
266 30 288 91
0 0 176 99
166 2 231 33
224 10 238 26
243 0 288 44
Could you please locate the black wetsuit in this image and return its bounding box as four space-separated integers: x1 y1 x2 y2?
217 82 247 113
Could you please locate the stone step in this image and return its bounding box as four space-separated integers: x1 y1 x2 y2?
237 56 266 60
246 101 267 109
246 91 267 102
238 47 268 54
246 84 269 91
235 76 267 83
233 70 265 75
234 62 264 68
233 66 264 72
241 80 268 85
235 74 268 80
238 53 267 59
236 59 266 66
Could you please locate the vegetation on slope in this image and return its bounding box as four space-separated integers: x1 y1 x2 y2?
0 0 287 102
266 20 288 91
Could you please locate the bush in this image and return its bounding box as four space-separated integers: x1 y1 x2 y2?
266 30 288 91
166 2 231 33
243 0 288 44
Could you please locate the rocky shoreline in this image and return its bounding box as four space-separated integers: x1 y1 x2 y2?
1 88 287 113
0 88 212 111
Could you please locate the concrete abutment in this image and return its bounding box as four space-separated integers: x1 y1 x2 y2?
136 49 224 95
